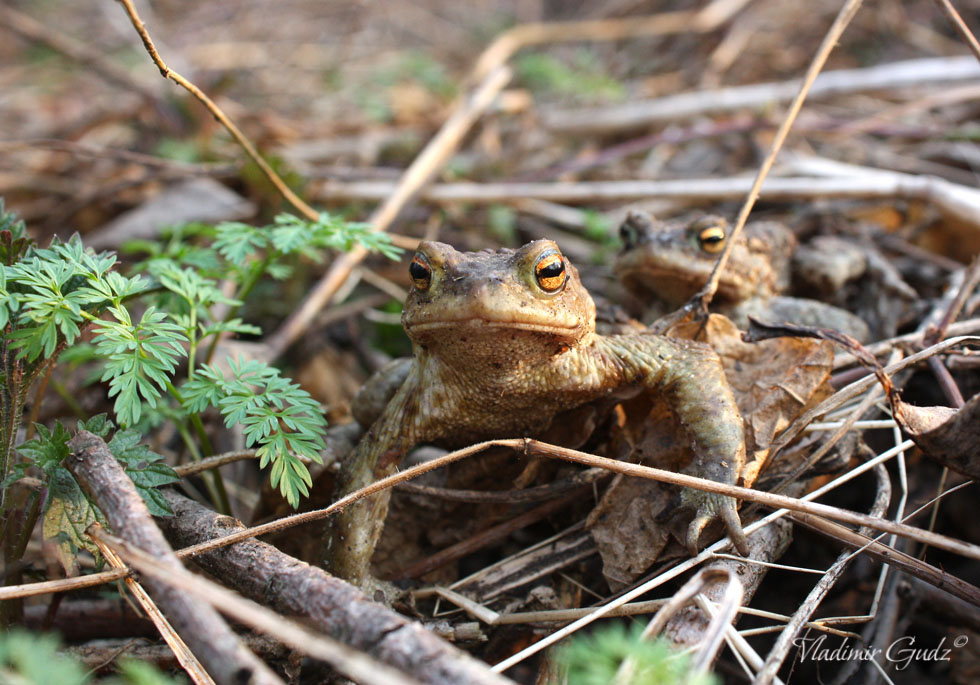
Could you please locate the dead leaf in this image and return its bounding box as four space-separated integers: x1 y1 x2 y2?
587 475 672 590
668 314 834 486
897 392 980 480
588 314 834 587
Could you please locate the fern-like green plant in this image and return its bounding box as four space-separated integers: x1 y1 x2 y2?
0 198 401 623
0 628 185 684
559 623 720 685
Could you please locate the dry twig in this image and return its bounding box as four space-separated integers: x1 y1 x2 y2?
697 0 865 308
89 525 214 685
67 431 282 685
112 0 317 221
90 527 427 685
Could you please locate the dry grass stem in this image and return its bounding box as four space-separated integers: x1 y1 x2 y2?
90 525 215 685
934 0 980 63
543 55 980 132
89 527 424 685
112 0 318 221
698 0 862 310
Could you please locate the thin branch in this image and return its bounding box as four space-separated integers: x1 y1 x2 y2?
112 0 317 221
90 527 425 685
934 0 980 63
697 0 864 310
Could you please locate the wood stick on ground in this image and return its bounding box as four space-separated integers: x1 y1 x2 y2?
112 0 317 222
157 490 515 685
318 170 980 229
90 526 427 685
542 55 980 133
89 525 214 685
66 430 283 685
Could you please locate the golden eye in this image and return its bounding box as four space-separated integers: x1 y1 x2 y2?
698 225 727 254
534 250 566 292
409 253 431 291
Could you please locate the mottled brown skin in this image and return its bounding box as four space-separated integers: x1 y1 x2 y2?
616 212 871 341
328 239 749 585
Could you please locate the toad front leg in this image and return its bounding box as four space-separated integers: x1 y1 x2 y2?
601 336 750 556
326 372 422 585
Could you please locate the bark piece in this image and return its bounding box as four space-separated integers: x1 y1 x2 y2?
67 431 282 685
157 490 514 685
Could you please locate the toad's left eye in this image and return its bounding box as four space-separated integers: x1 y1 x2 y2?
534 251 566 292
409 253 432 290
697 225 727 254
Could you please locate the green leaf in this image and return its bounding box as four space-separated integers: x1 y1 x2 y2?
560 623 719 685
179 356 325 507
16 422 71 475
0 630 88 685
214 221 268 264
113 657 187 685
107 429 179 516
93 305 188 427
78 414 115 438
43 468 105 573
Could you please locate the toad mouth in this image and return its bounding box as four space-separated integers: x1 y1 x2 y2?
619 264 742 299
406 318 581 336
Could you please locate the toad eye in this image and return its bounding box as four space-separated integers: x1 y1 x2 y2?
697 225 727 254
409 253 432 291
534 250 566 292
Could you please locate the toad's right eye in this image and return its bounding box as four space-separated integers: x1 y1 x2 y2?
409 253 432 290
697 225 727 254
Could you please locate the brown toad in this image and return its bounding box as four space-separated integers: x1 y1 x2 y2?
616 212 871 341
328 239 749 585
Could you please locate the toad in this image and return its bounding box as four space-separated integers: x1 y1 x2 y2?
328 239 749 585
616 212 871 341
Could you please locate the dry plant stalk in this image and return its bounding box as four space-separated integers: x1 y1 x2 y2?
89 524 215 685
113 0 318 221
695 0 864 311
934 0 980 62
89 527 424 685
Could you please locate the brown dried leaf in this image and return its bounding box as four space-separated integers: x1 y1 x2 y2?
669 314 834 486
586 475 672 590
588 314 833 587
897 392 980 480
